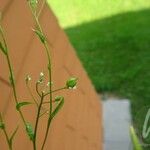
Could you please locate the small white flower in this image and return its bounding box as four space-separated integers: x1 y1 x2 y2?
42 90 46 94
47 82 50 86
40 72 44 77
28 77 31 81
38 72 44 83
73 86 77 90
69 86 77 90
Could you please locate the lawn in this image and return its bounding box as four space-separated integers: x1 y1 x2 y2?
48 1 150 149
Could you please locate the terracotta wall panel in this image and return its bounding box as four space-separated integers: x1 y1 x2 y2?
0 0 34 81
40 5 60 45
0 82 11 113
0 0 10 12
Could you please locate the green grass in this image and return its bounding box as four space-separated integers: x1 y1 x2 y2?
48 1 150 149
48 0 150 28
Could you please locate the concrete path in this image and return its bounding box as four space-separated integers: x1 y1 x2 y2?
103 98 133 150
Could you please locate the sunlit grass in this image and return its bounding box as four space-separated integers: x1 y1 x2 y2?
48 0 150 28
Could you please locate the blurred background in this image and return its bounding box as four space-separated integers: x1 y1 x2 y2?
48 0 150 150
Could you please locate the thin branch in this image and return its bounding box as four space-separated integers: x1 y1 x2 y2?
36 82 42 97
44 86 67 97
26 83 39 107
0 114 12 150
37 0 46 17
3 129 12 150
33 93 44 150
39 109 49 118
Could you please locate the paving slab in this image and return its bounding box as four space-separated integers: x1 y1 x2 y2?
103 98 133 150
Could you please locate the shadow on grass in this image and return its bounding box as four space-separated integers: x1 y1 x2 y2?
65 9 150 147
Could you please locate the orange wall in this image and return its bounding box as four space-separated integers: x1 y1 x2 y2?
0 1 103 149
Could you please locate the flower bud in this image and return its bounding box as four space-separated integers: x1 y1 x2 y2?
25 75 31 84
38 72 44 83
66 77 78 89
28 0 38 11
40 72 44 77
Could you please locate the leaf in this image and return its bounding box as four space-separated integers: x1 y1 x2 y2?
54 96 64 102
0 122 5 129
0 113 5 129
26 123 34 141
130 126 143 150
33 29 45 43
16 102 32 111
51 98 64 119
0 41 7 55
9 126 19 146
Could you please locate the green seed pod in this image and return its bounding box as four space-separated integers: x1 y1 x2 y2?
66 77 78 89
26 123 34 141
33 29 46 43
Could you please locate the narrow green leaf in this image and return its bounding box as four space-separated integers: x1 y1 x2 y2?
0 113 5 129
16 102 32 111
26 123 34 141
33 29 45 43
54 96 63 102
51 98 64 119
9 126 19 146
130 126 143 150
0 122 5 129
0 41 7 55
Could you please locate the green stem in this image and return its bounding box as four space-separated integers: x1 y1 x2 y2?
6 53 26 126
0 26 26 126
6 54 17 103
37 0 46 17
42 101 54 104
41 117 52 150
33 93 44 150
33 14 53 149
3 129 12 150
39 109 48 118
0 114 12 150
36 82 42 97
